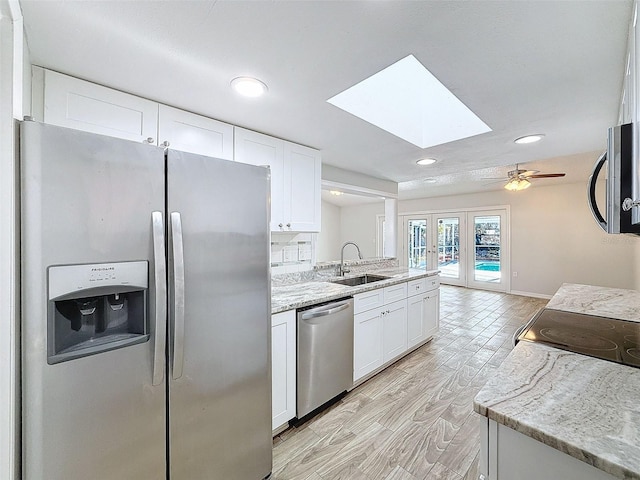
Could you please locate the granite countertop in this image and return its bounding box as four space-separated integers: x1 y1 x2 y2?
271 268 439 314
474 283 640 480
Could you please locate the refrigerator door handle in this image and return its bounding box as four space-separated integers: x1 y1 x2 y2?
170 211 186 380
151 211 167 386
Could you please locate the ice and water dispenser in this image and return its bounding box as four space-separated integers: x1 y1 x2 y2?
47 261 149 364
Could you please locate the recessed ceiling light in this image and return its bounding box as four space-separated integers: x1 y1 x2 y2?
230 77 268 97
423 178 437 184
327 54 491 148
514 134 544 144
329 190 343 196
416 158 437 166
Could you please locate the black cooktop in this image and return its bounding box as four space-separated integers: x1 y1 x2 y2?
517 308 640 368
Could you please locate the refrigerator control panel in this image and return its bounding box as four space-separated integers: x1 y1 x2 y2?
49 261 148 300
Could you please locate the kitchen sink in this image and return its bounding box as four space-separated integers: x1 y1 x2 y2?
330 274 390 287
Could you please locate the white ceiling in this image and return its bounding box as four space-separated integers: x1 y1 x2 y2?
19 0 632 199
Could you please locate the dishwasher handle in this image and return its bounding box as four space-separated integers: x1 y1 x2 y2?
301 300 352 321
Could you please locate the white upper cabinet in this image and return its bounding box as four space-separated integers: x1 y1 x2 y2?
283 141 322 232
33 68 234 159
235 127 321 232
34 67 159 144
157 105 234 160
234 128 285 231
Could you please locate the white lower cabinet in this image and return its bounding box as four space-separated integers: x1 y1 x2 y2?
271 310 296 432
353 277 440 383
407 278 440 348
382 299 407 363
480 418 617 480
407 294 426 348
353 308 384 381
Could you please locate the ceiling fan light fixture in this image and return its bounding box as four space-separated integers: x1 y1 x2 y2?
504 177 531 191
514 134 544 144
230 76 268 97
416 158 437 166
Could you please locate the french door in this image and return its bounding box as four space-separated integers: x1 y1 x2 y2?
399 213 465 286
399 209 509 292
466 210 509 291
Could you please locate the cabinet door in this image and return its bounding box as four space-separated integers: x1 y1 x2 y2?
271 310 296 431
354 309 383 382
283 141 321 232
158 105 233 159
234 128 285 231
423 289 440 339
407 294 425 349
382 299 408 363
41 69 159 144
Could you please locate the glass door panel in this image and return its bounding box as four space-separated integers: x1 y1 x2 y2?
473 215 501 282
408 219 427 269
436 215 464 285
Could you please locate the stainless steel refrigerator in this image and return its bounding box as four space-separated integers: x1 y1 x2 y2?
20 121 272 479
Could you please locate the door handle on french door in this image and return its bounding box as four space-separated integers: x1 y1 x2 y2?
170 212 186 380
151 211 167 386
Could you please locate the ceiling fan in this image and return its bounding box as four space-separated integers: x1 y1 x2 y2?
491 164 566 191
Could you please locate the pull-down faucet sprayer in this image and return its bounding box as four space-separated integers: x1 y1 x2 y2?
339 241 362 276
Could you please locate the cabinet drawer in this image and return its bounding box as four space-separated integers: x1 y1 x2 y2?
354 288 384 314
383 282 407 304
407 278 427 297
425 276 440 292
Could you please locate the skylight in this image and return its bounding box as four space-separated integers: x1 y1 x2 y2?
327 55 491 148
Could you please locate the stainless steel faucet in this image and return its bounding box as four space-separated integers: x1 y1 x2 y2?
339 241 362 276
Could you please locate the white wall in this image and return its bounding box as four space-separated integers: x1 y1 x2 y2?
317 200 342 262
340 202 384 260
335 181 640 297
404 182 640 296
0 1 25 478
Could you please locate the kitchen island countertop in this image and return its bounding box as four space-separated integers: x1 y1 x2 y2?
474 283 640 480
271 268 439 314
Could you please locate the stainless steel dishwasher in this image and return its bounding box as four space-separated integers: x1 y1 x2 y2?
297 297 354 418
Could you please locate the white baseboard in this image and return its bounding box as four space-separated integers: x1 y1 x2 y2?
509 289 553 300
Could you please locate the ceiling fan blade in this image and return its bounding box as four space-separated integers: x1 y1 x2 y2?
527 173 565 178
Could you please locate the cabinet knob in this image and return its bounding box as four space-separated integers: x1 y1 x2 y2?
278 223 283 228
478 475 486 480
286 223 291 228
144 137 155 144
162 140 170 147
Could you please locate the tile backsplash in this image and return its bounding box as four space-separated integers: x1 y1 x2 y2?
271 232 316 274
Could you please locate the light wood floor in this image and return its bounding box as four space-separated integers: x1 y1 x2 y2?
272 285 548 480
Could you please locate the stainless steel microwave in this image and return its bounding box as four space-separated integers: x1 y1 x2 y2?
588 123 640 234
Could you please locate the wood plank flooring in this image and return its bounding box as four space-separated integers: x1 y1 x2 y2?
272 285 548 480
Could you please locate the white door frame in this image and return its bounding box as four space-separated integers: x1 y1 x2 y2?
466 209 510 293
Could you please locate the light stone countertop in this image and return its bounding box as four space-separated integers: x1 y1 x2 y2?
474 283 640 480
271 268 439 314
